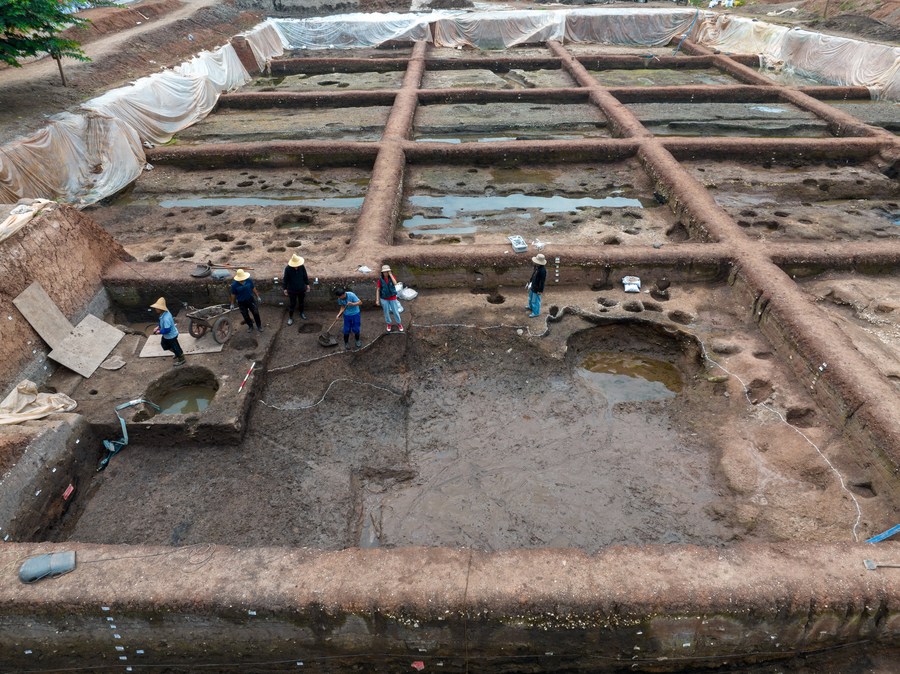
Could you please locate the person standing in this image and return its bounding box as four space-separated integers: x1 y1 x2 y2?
150 297 185 367
375 265 403 333
282 254 309 325
527 253 547 318
230 268 263 333
335 287 362 350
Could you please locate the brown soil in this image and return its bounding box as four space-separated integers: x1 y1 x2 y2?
738 0 900 42
0 0 263 146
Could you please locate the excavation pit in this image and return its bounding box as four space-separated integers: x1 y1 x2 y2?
2 5 900 669
40 288 898 553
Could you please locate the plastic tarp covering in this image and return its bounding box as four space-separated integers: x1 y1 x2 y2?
0 200 54 245
274 13 433 50
0 380 77 426
83 44 250 145
0 113 144 205
693 14 900 100
432 10 564 49
243 20 286 70
564 8 702 47
433 8 700 49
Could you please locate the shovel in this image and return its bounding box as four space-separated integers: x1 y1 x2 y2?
864 559 900 571
317 317 339 347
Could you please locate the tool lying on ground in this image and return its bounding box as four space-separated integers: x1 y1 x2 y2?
864 559 900 571
190 262 254 278
98 398 161 471
317 318 340 347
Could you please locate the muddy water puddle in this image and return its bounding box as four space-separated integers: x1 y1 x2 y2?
154 385 215 415
401 163 676 244
402 192 653 236
577 351 682 407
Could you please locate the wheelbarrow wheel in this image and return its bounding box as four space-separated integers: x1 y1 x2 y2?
212 316 232 344
189 320 208 339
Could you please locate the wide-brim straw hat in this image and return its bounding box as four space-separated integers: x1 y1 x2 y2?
532 253 547 265
233 268 250 282
288 254 304 268
150 297 168 311
381 264 391 273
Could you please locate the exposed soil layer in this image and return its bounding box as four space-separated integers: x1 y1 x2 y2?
85 165 370 267
50 288 893 550
683 158 900 242
398 162 678 247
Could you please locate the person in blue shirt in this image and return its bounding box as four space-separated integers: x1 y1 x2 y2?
230 269 263 333
335 287 362 350
150 297 185 367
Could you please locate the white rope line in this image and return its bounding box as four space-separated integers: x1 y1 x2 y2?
700 344 863 542
259 378 402 411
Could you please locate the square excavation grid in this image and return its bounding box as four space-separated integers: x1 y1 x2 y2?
10 24 900 673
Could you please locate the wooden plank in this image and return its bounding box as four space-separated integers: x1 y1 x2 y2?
12 282 73 350
139 330 224 357
48 314 124 378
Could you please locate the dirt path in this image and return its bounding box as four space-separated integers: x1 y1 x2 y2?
0 0 217 89
0 0 262 145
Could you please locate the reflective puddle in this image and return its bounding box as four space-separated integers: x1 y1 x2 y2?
155 386 216 415
577 351 682 407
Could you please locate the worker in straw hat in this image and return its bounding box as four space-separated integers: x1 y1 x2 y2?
526 253 547 318
282 253 310 326
229 269 263 333
150 297 185 367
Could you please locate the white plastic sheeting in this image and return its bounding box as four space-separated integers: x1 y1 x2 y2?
431 8 700 49
0 380 77 426
0 40 254 204
693 14 900 100
83 44 250 145
242 20 285 70
274 12 433 50
272 9 700 51
0 113 144 205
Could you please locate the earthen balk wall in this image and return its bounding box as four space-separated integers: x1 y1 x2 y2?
0 205 129 394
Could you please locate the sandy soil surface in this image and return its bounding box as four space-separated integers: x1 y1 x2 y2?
46 287 894 550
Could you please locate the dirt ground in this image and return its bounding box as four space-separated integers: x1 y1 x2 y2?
46 286 894 551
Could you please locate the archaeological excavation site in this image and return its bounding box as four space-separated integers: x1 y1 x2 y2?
0 0 898 670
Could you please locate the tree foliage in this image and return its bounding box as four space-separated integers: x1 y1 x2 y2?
0 0 107 68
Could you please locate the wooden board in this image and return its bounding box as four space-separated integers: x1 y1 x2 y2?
13 282 74 350
48 314 125 378
139 329 224 358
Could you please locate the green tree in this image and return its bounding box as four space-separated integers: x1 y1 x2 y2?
0 0 108 85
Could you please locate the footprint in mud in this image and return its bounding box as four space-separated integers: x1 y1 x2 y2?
145 253 165 262
207 209 225 216
622 300 643 312
597 297 618 307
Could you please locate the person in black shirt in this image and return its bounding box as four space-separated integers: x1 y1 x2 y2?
527 253 547 318
282 254 310 326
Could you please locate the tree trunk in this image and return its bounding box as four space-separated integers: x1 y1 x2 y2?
54 54 67 87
